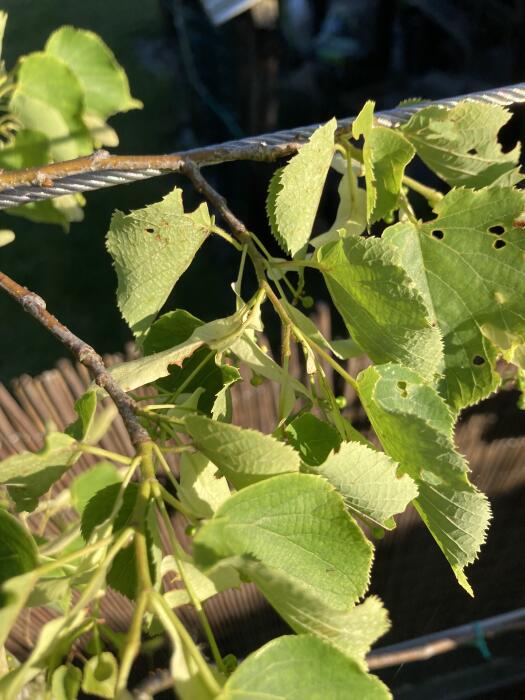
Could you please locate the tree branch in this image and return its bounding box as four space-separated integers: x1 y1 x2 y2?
0 271 149 446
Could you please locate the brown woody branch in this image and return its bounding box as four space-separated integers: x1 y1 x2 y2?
0 271 149 446
0 140 302 192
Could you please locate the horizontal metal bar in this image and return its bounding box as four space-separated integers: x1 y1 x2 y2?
0 82 524 210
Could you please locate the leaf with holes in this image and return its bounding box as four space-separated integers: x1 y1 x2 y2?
383 186 525 410
401 102 522 188
185 415 300 489
318 236 443 381
352 101 415 224
358 363 491 595
217 635 390 700
193 473 373 609
312 441 418 529
267 119 336 255
106 188 212 338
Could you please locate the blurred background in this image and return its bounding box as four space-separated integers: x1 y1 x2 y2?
2 2 525 697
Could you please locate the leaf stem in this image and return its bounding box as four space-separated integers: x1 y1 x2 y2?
402 174 443 207
156 495 226 675
117 590 149 692
211 225 243 250
78 444 132 465
149 591 222 696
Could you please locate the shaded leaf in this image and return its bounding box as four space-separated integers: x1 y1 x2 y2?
285 413 341 466
81 652 118 699
51 664 82 700
0 509 38 584
0 432 78 512
70 462 121 516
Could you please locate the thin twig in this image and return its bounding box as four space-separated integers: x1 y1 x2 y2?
0 271 149 446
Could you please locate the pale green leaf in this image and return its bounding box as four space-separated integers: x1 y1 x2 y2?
357 363 491 594
0 432 78 512
313 441 418 529
318 236 443 381
217 635 391 700
10 52 91 161
194 473 373 609
162 554 240 608
185 416 300 489
0 509 38 584
51 665 82 700
352 101 414 224
81 652 118 699
401 102 522 188
243 560 389 664
0 230 14 247
46 26 142 120
178 451 231 519
383 186 525 409
310 167 367 248
267 119 336 255
106 188 212 338
65 390 97 441
285 413 341 466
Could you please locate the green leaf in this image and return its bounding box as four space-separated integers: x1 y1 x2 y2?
178 451 231 519
383 186 525 410
0 509 38 584
65 390 97 441
352 101 414 224
267 119 336 255
162 553 240 608
318 236 443 381
10 52 91 161
81 483 137 541
107 310 249 394
243 560 389 664
51 664 82 700
285 413 341 466
45 26 142 120
185 416 301 489
194 473 373 609
0 129 84 229
106 188 212 338
0 572 39 648
143 309 241 414
217 635 391 700
68 456 120 506
357 363 491 594
0 432 78 512
312 441 418 529
310 166 367 248
401 102 522 188
81 652 118 699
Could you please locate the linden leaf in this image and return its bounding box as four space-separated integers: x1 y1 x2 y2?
267 119 336 255
358 363 491 595
383 186 525 410
318 236 443 381
401 101 522 188
106 188 212 338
